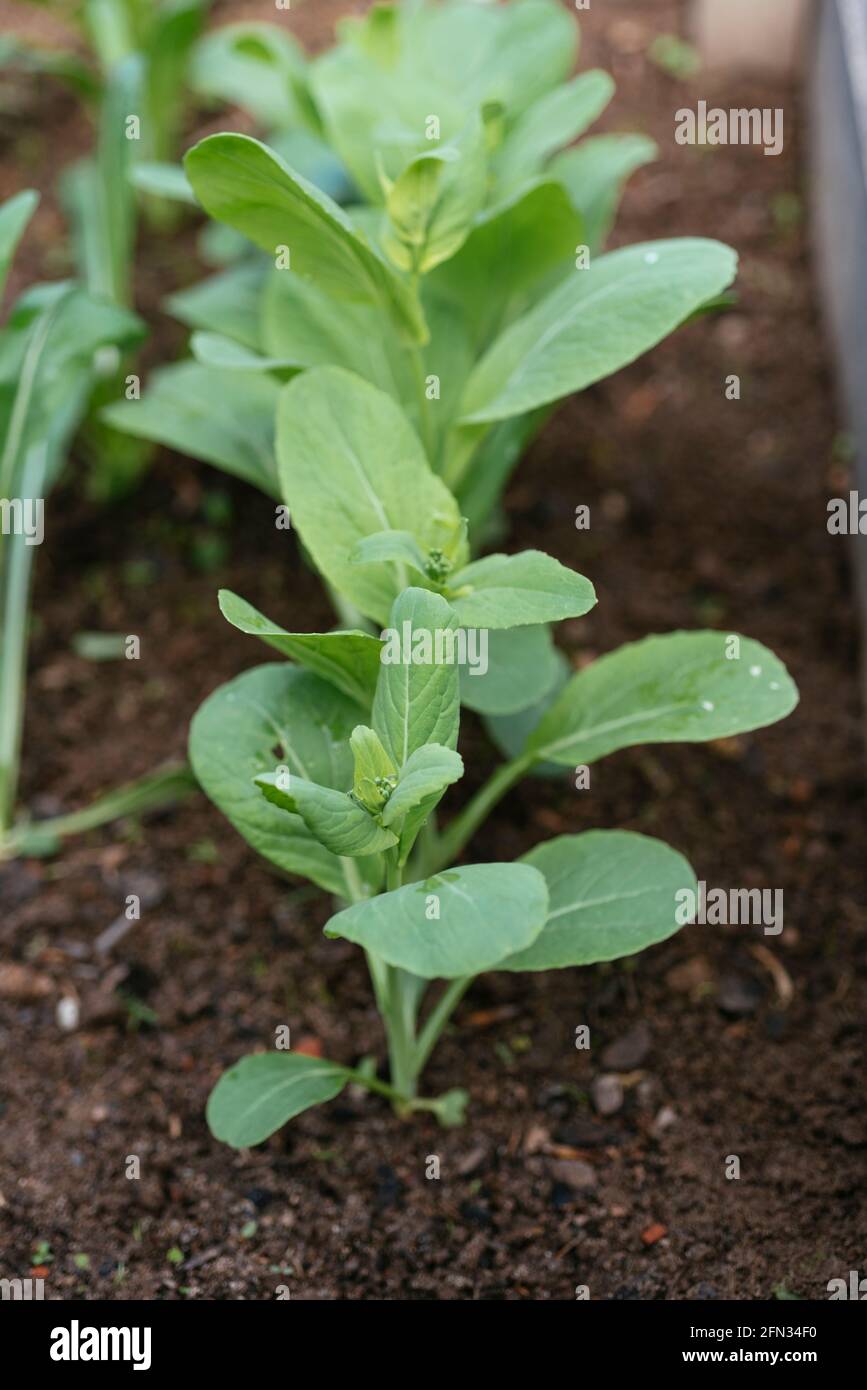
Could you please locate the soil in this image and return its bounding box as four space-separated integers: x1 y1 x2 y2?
1 0 865 1301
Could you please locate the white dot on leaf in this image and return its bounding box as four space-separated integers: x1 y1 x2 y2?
701 700 715 711
749 665 761 677
769 681 780 690
644 251 659 265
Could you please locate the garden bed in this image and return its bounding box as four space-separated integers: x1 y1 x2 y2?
1 0 864 1300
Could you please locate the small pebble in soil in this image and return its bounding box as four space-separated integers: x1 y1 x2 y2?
717 972 763 1016
591 1073 624 1116
547 1158 597 1192
652 1105 678 1137
601 1021 652 1070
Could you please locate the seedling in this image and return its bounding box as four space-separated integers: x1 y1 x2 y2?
0 191 189 856
194 369 799 1147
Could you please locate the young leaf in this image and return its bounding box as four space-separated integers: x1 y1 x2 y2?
189 664 381 899
373 588 461 765
549 133 657 254
0 190 39 301
190 332 300 373
325 862 549 978
219 590 382 706
499 831 697 971
102 362 281 496
350 725 397 812
460 238 739 424
276 367 464 624
255 773 398 856
382 116 487 275
207 1053 350 1148
493 70 614 193
167 260 268 351
191 21 312 129
380 744 464 826
184 134 427 344
448 550 596 629
351 530 429 578
525 631 799 767
459 624 559 716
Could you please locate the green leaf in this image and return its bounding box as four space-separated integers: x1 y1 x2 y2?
188 663 381 900
260 270 415 404
449 550 596 629
350 725 397 812
429 180 582 349
276 367 464 624
256 772 398 857
549 133 657 254
500 831 696 971
144 0 206 164
167 261 268 351
460 624 559 716
191 21 313 129
373 588 461 766
207 1053 350 1148
493 70 614 193
460 238 739 424
190 331 299 373
380 743 463 826
218 590 381 706
484 646 571 777
382 115 487 274
184 134 427 344
102 362 280 496
325 862 549 978
0 190 38 301
525 631 799 767
351 529 429 577
130 161 197 205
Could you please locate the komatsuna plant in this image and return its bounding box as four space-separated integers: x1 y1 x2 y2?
190 367 799 1148
105 0 726 539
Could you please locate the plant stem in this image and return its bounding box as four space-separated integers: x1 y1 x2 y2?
1 761 196 859
434 754 532 870
409 345 435 461
414 975 472 1073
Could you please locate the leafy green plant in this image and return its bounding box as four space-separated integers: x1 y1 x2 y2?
3 2 212 498
0 190 194 858
189 366 799 1146
107 0 697 542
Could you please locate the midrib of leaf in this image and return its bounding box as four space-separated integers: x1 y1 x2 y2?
546 884 666 921
534 699 694 761
228 1063 345 1132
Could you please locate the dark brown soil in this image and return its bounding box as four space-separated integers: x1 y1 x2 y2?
1 1 864 1301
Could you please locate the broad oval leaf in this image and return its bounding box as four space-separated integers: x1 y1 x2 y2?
449 549 596 629
525 631 799 767
460 623 560 716
207 1053 349 1148
373 588 461 765
499 830 696 971
380 743 464 827
460 238 739 424
325 862 549 978
276 367 464 624
219 589 382 706
189 663 381 899
184 133 427 344
102 362 280 496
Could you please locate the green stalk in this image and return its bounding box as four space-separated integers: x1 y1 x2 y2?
414 975 472 1074
434 753 532 870
0 444 46 836
1 761 196 859
409 344 435 461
